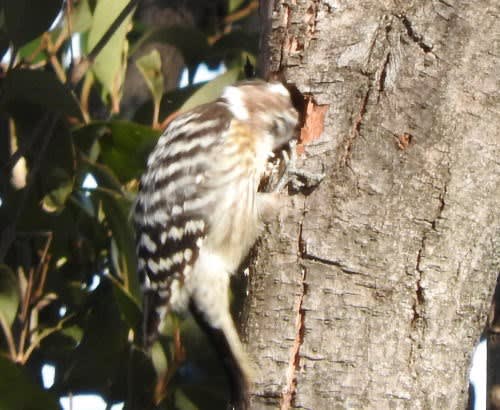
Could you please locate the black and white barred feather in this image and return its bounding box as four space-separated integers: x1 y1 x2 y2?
134 80 298 409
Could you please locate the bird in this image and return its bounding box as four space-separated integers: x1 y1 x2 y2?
133 79 298 409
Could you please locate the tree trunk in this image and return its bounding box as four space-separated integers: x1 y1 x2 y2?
243 1 500 408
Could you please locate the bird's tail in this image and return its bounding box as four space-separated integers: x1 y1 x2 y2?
190 300 252 410
141 287 164 349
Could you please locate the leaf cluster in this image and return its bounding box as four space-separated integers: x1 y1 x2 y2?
0 0 258 408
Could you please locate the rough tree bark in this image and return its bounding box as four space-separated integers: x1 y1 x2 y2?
242 1 500 409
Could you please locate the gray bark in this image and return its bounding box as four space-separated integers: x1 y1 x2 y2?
243 1 500 409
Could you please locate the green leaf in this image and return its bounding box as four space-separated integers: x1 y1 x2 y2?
0 265 19 327
133 82 201 124
51 282 129 397
104 120 160 151
74 120 159 182
179 67 241 113
69 0 92 33
18 29 61 65
72 122 108 154
70 190 96 219
2 69 83 120
109 277 141 329
175 389 200 410
81 159 123 193
0 356 60 410
3 0 63 48
18 35 47 64
92 190 140 301
60 324 84 344
42 178 74 214
87 0 134 97
74 120 159 153
228 0 245 13
135 49 164 106
100 146 143 183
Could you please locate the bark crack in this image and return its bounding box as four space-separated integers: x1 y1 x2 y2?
301 252 370 277
280 207 308 410
411 246 426 328
411 181 448 328
341 86 371 167
399 15 433 53
377 52 391 100
280 265 306 410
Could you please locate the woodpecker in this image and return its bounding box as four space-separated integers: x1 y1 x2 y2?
134 80 298 409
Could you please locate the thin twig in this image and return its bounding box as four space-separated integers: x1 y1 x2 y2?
17 266 34 359
24 34 49 65
126 336 136 410
49 54 67 83
19 313 76 364
207 1 258 46
224 0 258 24
152 100 160 129
43 31 67 83
32 232 53 301
19 267 34 323
80 73 93 123
158 110 181 131
65 0 75 81
154 324 186 404
53 28 69 52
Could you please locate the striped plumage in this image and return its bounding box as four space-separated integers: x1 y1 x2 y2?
134 80 298 409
